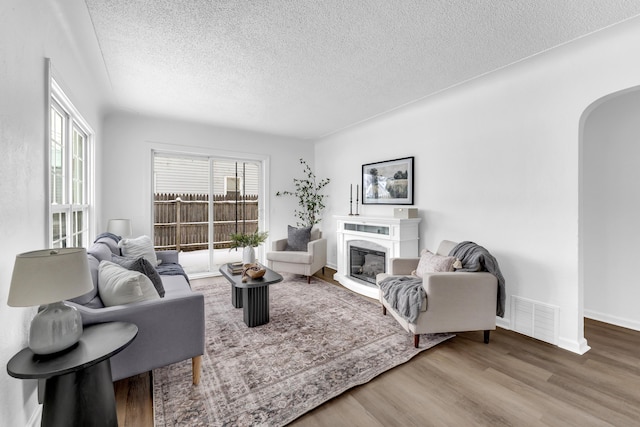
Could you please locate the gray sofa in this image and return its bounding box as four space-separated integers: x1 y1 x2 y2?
66 236 205 384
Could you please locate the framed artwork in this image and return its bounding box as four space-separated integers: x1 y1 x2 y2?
362 156 414 205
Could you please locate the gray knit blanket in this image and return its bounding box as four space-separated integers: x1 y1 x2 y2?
378 276 425 323
156 262 191 285
449 241 506 317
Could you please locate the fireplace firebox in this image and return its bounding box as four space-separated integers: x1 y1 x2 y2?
350 246 385 285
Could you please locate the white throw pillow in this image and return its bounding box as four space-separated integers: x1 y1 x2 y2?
413 249 457 278
98 260 160 307
118 235 160 266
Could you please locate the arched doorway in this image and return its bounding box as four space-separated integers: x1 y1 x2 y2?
580 86 640 332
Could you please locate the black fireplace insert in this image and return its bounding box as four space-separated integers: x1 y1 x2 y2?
349 246 385 285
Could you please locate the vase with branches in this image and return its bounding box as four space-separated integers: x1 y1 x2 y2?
276 158 330 228
229 230 269 248
229 229 268 264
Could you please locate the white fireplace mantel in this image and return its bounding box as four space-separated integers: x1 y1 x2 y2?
333 215 421 298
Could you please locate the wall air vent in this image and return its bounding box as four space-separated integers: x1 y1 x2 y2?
512 296 559 345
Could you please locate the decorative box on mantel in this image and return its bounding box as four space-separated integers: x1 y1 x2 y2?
334 215 421 299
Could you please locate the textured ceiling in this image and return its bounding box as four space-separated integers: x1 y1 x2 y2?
85 1 640 139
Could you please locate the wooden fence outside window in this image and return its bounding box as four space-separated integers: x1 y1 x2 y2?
154 193 259 251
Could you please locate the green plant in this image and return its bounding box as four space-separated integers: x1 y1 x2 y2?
228 230 269 248
276 158 331 228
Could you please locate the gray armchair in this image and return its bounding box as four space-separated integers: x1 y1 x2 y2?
266 232 327 283
377 240 498 348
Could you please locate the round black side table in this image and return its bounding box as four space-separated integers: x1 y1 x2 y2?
7 321 138 427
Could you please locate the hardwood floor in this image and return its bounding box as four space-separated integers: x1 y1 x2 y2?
115 269 640 426
114 372 153 427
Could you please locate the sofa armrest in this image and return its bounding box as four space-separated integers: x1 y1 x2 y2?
67 291 205 381
388 258 420 275
69 291 202 324
272 238 288 251
422 272 497 315
156 250 179 265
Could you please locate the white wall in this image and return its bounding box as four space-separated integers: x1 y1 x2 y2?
101 112 312 248
583 87 640 330
0 0 109 424
315 17 640 354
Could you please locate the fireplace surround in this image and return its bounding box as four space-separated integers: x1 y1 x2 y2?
334 215 421 298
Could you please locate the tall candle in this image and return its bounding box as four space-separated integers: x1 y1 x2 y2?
350 184 352 202
356 185 359 202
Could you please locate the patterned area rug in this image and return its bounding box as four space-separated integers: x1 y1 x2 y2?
153 274 453 426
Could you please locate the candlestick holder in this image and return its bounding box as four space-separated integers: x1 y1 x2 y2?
349 184 354 215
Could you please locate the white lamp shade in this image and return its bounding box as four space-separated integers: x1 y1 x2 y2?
107 219 132 237
7 248 94 307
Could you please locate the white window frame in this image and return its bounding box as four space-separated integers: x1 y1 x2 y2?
47 75 94 248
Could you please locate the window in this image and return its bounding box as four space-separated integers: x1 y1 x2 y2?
49 78 93 248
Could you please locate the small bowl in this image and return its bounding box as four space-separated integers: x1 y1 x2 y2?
245 268 266 279
243 263 266 279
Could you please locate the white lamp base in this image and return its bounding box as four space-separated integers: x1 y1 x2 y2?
29 301 83 355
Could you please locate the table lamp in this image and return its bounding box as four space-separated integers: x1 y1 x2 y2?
7 248 93 355
107 218 132 238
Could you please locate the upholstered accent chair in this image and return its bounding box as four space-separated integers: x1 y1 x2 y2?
377 240 498 348
266 228 327 283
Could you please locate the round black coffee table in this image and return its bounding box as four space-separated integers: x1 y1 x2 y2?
7 321 138 427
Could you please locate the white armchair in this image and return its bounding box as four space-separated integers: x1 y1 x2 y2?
266 232 327 283
377 240 498 348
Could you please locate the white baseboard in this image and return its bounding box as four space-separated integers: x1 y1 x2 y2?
496 317 511 330
558 337 591 355
497 315 591 355
584 309 640 332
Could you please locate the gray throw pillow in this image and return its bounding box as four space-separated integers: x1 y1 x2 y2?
112 254 165 297
87 242 114 262
286 225 312 251
94 235 120 255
